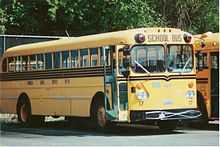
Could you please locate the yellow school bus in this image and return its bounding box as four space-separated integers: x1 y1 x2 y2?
194 32 219 124
0 28 201 130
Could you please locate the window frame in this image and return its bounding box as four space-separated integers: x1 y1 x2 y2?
167 44 194 73
129 44 166 74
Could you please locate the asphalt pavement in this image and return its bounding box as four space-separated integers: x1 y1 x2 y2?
0 118 219 146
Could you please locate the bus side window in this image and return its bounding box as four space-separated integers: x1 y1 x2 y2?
62 51 70 68
53 52 61 69
90 48 98 66
29 55 37 71
100 46 111 66
80 49 89 67
118 49 125 74
197 52 208 69
8 57 15 72
203 53 208 68
22 56 28 71
16 56 22 72
45 53 52 70
71 50 78 68
37 54 44 70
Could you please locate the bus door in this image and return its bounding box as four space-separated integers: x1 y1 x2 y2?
103 46 118 120
210 52 219 118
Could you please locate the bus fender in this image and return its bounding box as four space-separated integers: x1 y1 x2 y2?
16 93 32 117
90 91 110 117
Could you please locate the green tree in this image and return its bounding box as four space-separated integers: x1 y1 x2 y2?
3 0 50 35
46 0 166 35
1 0 219 35
0 8 6 34
0 0 7 34
149 0 219 34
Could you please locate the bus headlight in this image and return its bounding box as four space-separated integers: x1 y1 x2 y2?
136 91 149 101
185 90 195 99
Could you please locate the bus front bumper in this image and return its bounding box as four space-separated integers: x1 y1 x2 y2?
130 109 201 122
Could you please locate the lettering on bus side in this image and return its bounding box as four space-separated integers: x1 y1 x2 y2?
27 80 33 85
40 80 45 85
65 79 70 85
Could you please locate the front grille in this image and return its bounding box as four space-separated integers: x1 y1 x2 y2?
130 109 201 122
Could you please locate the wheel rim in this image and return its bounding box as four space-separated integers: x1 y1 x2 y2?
20 104 28 123
97 106 106 127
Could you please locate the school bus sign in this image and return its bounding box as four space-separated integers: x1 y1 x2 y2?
147 34 184 42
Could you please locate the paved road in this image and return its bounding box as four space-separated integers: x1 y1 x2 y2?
0 120 219 146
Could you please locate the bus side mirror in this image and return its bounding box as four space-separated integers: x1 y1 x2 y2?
196 51 203 71
123 46 130 56
122 58 130 78
121 46 131 78
122 70 130 78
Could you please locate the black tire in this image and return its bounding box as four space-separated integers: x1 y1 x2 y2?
91 100 108 130
196 91 208 127
158 121 177 131
17 96 44 126
17 97 32 125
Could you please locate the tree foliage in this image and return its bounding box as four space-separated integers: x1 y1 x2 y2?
0 0 219 35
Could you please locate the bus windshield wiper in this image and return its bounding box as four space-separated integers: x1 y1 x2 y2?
182 57 192 73
134 60 150 74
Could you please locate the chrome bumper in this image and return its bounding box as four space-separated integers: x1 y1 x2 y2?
130 109 201 122
145 110 201 120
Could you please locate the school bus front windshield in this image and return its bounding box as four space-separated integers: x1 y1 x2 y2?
130 45 193 74
168 45 193 73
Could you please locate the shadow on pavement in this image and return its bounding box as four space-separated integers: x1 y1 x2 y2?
0 120 184 137
185 123 219 131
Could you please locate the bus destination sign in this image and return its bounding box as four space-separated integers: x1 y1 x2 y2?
147 34 183 42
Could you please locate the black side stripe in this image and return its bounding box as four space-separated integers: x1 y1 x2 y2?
196 78 208 83
117 75 196 81
0 67 112 81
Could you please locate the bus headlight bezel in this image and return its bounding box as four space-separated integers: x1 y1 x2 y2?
136 91 149 101
185 90 195 99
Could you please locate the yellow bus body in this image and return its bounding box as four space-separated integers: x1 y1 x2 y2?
0 28 200 127
194 33 219 121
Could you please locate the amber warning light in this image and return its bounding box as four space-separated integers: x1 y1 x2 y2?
135 33 145 43
183 33 192 43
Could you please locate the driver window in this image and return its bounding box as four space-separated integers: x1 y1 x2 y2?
118 49 125 74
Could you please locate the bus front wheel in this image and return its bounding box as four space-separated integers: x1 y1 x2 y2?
92 100 108 130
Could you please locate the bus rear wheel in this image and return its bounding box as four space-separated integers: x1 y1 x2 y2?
17 98 31 124
17 97 44 126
